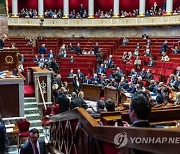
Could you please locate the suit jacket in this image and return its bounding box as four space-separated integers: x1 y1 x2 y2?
106 58 113 64
72 79 81 92
161 43 168 52
147 60 155 66
70 97 87 109
145 73 153 80
92 77 100 84
76 73 84 79
83 78 91 84
39 47 47 54
133 121 150 127
94 45 99 55
57 93 70 113
97 67 106 74
156 93 164 104
75 47 82 55
20 139 46 154
0 124 8 153
0 39 4 49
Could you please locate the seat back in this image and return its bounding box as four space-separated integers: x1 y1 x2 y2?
53 104 60 115
43 106 52 116
18 120 30 132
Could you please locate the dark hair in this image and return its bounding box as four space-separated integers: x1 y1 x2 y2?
156 88 161 93
29 128 39 135
97 100 105 110
130 94 151 120
105 99 115 111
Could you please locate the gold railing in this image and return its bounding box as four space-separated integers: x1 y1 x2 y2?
8 15 180 27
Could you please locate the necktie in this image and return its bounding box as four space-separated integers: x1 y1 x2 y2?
34 144 39 154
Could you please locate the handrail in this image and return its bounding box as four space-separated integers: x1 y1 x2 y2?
36 76 47 110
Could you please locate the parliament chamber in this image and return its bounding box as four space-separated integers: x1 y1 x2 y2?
0 0 180 154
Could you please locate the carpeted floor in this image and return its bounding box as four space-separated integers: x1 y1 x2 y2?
24 85 35 97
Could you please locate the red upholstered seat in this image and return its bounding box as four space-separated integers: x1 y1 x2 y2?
165 69 175 76
42 106 53 126
151 68 159 74
53 104 60 115
42 118 50 126
19 131 30 137
43 106 52 116
18 120 30 132
17 120 30 150
158 68 166 75
153 74 162 81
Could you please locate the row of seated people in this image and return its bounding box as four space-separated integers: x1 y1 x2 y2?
65 63 180 94
17 3 180 19
122 52 170 68
59 42 104 56
52 71 180 118
122 38 180 53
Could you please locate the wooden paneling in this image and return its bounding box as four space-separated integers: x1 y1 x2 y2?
0 84 19 117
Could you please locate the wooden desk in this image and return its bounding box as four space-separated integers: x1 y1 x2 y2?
0 76 24 118
82 84 102 101
104 87 120 105
7 125 19 145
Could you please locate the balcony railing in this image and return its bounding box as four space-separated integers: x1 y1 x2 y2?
8 15 180 27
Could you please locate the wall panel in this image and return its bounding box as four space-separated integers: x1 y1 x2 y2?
44 0 63 10
120 0 139 12
94 0 113 12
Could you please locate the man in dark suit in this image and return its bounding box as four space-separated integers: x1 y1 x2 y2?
57 88 70 113
156 88 164 104
97 64 106 75
160 40 168 53
83 75 92 84
79 4 84 17
129 95 152 154
70 92 87 109
94 42 99 55
147 57 155 66
0 114 9 154
106 55 114 67
75 43 82 55
20 128 46 154
0 38 4 49
76 69 84 79
39 44 47 55
129 94 151 127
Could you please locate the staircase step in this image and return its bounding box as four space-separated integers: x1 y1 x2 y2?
24 97 36 102
24 102 37 108
29 120 42 127
25 113 41 121
24 107 39 114
6 145 18 154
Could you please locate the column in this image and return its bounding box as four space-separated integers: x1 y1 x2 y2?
113 0 119 17
63 0 69 18
12 0 18 17
166 0 173 15
38 0 44 17
88 0 94 18
139 0 146 16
